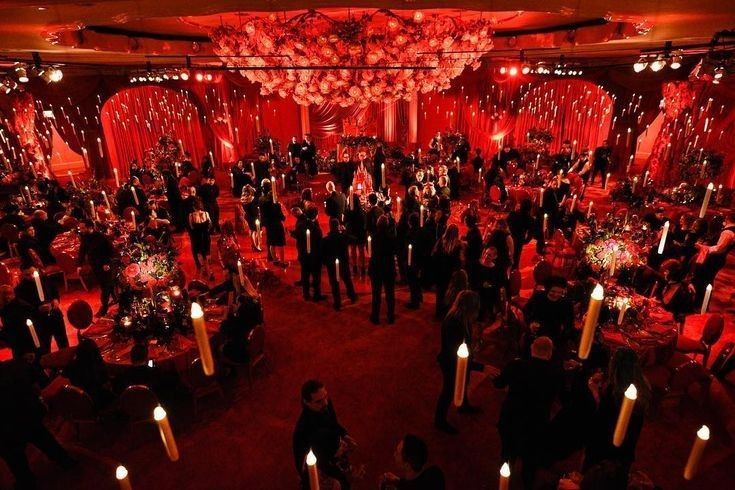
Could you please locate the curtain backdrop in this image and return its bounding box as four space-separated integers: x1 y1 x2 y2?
101 86 207 177
308 103 378 156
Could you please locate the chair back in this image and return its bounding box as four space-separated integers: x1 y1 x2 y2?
119 385 159 422
67 299 94 330
508 269 522 298
247 326 265 361
0 223 20 243
702 314 725 346
56 251 80 276
488 185 502 204
0 261 14 286
51 385 96 421
533 260 552 286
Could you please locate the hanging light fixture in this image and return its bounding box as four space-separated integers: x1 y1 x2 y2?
633 57 648 72
650 56 666 72
669 55 682 69
15 64 29 83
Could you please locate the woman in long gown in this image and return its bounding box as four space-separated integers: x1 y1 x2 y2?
241 185 262 252
188 198 213 280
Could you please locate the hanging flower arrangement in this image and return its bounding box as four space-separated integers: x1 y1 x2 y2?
209 10 494 107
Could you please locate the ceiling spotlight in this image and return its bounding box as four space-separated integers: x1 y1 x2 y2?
633 57 648 73
509 66 518 76
670 55 682 70
195 72 204 82
499 66 507 75
412 11 424 23
15 65 29 83
650 57 666 72
536 66 544 74
48 66 63 82
521 64 530 75
204 73 213 81
180 69 190 81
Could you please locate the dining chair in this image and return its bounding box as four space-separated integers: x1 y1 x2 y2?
676 314 725 367
55 251 88 291
49 384 98 439
185 358 225 417
118 385 159 424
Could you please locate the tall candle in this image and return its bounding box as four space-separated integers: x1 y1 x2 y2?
153 406 179 461
701 284 713 314
684 425 710 480
539 187 544 205
116 465 132 490
617 298 629 325
335 259 340 283
250 162 256 177
478 168 482 184
396 196 401 217
604 173 610 190
255 218 261 234
570 194 577 213
289 151 293 164
658 221 670 254
367 235 372 256
237 260 245 287
631 177 638 194
113 168 120 188
420 205 425 227
381 163 386 188
407 244 413 266
271 177 277 203
613 384 638 446
579 284 604 359
609 246 618 277
68 171 76 188
32 270 45 302
191 302 214 376
131 211 136 230
230 172 234 189
102 190 110 209
499 463 510 490
131 186 139 205
269 138 274 154
626 127 631 147
453 343 469 406
306 450 320 490
96 137 104 158
306 229 311 254
23 185 31 204
282 173 286 190
543 213 548 236
26 319 40 349
89 200 96 220
700 183 714 218
587 201 593 219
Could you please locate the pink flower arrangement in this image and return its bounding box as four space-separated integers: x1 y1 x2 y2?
584 238 644 274
210 10 494 107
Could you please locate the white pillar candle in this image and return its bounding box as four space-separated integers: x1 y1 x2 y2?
89 200 96 220
700 160 707 178
499 462 510 490
335 259 340 283
396 196 401 217
631 177 638 194
102 190 110 209
269 138 274 154
700 183 714 218
68 171 76 188
237 260 245 287
282 173 286 189
381 163 386 188
230 172 234 189
643 170 649 186
613 384 638 446
306 450 319 490
289 151 293 164
453 343 469 406
617 298 629 325
131 186 139 205
116 465 132 490
131 211 137 230
306 229 311 254
587 201 593 219
570 194 577 213
420 205 425 227
113 168 120 188
32 270 45 302
684 425 710 480
153 406 179 462
96 137 104 158
191 302 214 375
701 284 713 314
367 235 372 256
579 284 604 359
658 221 670 254
271 177 278 203
604 173 611 190
539 187 544 205
407 244 413 266
23 185 31 204
250 162 256 177
478 168 482 183
543 213 548 236
26 319 40 349
255 218 261 234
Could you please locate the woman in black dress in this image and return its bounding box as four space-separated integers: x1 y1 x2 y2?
432 224 464 319
345 193 367 277
241 185 262 252
260 179 287 267
188 198 213 280
369 215 397 324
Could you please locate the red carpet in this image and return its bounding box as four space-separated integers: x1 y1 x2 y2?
2 173 735 490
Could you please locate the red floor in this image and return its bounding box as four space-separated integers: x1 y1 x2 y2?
2 172 735 490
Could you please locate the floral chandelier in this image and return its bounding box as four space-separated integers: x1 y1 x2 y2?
209 10 495 107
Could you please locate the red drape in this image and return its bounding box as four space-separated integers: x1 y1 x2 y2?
101 86 207 177
308 103 378 155
260 95 302 154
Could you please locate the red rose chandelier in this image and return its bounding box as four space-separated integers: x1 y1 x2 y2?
209 10 495 107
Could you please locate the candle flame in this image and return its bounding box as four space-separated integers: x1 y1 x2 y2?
26 319 33 327
706 284 712 291
624 384 638 400
190 302 204 319
591 284 605 300
500 462 511 477
32 270 39 278
697 425 710 440
116 466 128 480
153 406 167 421
707 182 714 190
306 450 317 466
457 342 469 358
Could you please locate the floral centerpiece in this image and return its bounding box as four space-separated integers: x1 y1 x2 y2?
583 236 645 276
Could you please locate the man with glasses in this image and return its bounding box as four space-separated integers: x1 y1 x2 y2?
292 380 356 486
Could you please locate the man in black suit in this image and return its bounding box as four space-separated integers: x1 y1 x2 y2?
523 276 575 347
337 153 356 193
381 434 446 490
14 266 68 354
0 285 37 359
321 219 357 311
324 181 347 222
77 220 116 317
294 206 324 301
287 136 302 164
590 139 612 186
301 134 317 176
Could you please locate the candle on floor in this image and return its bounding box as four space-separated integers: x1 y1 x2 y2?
131 186 139 205
701 284 713 314
579 284 604 359
453 343 469 406
604 173 611 190
116 465 132 490
381 163 386 188
684 425 710 480
23 185 31 204
26 319 40 349
700 183 714 218
367 235 372 257
478 168 482 184
613 384 638 446
499 463 510 490
153 406 179 462
237 260 245 287
306 229 311 254
455 157 460 172
190 302 214 376
335 259 340 283
68 171 76 188
396 196 401 217
420 205 425 227
32 270 45 302
587 201 593 219
102 191 110 209
617 298 629 325
407 244 413 266
306 450 319 490
658 221 670 254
